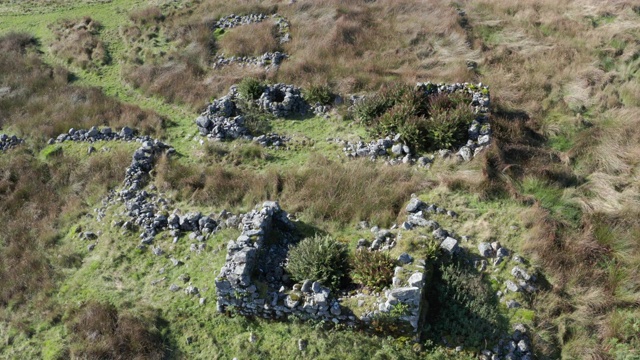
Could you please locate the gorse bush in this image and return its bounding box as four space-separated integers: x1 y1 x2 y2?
286 234 349 291
353 84 474 152
351 249 395 290
303 85 334 105
237 77 265 101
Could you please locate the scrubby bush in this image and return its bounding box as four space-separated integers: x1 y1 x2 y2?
49 17 109 70
217 21 279 57
353 84 474 152
237 77 265 101
303 85 334 105
424 93 475 150
351 249 395 290
286 234 349 290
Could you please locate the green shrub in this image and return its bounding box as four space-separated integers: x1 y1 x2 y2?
351 249 395 290
286 234 349 290
353 84 474 152
353 83 413 126
237 77 265 101
426 261 507 350
425 99 475 150
303 85 333 105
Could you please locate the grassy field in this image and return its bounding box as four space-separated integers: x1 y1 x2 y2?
0 0 639 359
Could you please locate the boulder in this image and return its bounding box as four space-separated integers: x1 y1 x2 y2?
408 272 424 287
405 198 426 213
440 237 459 255
478 242 493 257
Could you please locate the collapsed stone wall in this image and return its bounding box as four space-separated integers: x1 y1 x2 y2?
0 134 23 151
195 84 309 144
212 14 291 69
214 200 433 334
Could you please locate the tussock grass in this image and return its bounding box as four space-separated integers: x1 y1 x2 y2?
49 17 109 70
155 154 423 226
66 301 165 359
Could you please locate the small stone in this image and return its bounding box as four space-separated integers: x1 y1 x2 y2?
301 280 313 292
506 299 521 309
87 244 96 251
408 272 424 287
511 266 532 281
169 284 180 292
505 280 520 292
440 237 459 255
478 242 493 257
397 253 413 264
405 198 426 213
199 297 206 305
517 339 529 353
391 144 403 155
298 339 308 351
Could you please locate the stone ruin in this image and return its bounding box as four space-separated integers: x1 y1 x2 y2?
212 13 291 69
195 83 309 144
341 82 491 163
214 201 432 335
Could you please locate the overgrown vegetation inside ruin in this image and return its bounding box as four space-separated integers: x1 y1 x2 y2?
0 0 639 359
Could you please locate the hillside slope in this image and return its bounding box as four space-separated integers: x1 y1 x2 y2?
0 1 638 359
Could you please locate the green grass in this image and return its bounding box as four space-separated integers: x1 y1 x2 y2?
521 177 582 226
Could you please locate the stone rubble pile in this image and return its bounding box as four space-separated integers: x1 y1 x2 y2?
214 200 431 332
343 82 491 165
334 135 433 167
51 125 137 143
195 84 308 144
0 134 23 151
213 13 268 29
213 51 288 69
257 83 309 118
479 323 535 360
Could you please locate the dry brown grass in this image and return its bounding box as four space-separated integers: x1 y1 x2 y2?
67 301 165 359
155 154 424 227
0 33 165 141
218 21 280 57
49 17 109 70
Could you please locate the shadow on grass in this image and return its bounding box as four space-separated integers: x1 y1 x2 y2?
424 252 509 350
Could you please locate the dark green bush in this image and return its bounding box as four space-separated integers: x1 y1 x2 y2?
354 84 474 152
237 77 265 101
424 93 474 150
351 249 395 290
303 85 333 105
353 83 413 126
426 261 507 350
286 234 349 290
